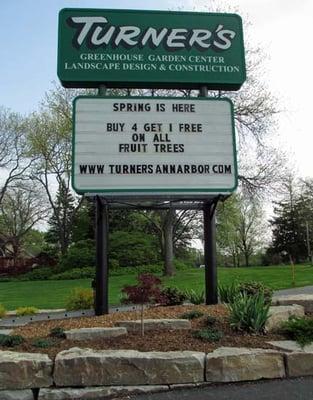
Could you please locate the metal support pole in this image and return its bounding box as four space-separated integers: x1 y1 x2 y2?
95 196 109 315
200 85 218 304
203 202 218 304
93 85 109 315
99 85 107 96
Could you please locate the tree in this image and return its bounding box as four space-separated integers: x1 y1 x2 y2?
45 179 76 255
269 177 313 263
139 209 200 276
217 194 267 267
122 273 163 336
216 197 241 267
0 183 48 265
0 107 34 205
26 85 86 256
236 195 267 267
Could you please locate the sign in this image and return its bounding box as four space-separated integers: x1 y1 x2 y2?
58 9 246 90
72 96 237 196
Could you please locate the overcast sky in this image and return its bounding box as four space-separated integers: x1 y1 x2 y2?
1 0 312 179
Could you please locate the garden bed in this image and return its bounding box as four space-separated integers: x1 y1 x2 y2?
4 305 285 359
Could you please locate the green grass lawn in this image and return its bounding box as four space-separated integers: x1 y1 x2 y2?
0 265 312 310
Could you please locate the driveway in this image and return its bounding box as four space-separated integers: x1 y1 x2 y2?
127 377 313 400
274 285 313 296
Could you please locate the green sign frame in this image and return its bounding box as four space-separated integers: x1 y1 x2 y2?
58 8 246 90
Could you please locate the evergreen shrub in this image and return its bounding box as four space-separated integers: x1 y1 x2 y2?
161 287 186 306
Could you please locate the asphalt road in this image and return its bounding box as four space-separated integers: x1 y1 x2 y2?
126 377 313 400
275 285 313 296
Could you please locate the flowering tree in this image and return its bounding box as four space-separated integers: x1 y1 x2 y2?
122 273 163 336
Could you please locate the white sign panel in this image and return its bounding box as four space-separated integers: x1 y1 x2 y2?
72 97 237 196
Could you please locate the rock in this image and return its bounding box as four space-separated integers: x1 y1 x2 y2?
54 348 205 386
266 305 304 332
0 390 33 400
286 352 313 377
206 347 285 382
272 294 313 313
65 327 127 341
115 318 191 332
267 340 313 352
38 385 169 399
0 350 53 390
0 330 13 336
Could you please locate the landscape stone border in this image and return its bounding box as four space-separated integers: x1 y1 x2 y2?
272 294 313 313
1 346 313 399
2 298 313 399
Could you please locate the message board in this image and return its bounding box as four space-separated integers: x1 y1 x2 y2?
72 97 237 196
58 8 246 90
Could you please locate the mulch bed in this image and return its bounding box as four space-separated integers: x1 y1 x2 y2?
3 305 285 359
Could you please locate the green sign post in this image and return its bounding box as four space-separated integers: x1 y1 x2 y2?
58 8 246 90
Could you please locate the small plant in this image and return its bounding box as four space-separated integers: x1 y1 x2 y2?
218 282 239 303
161 287 186 306
50 327 66 339
0 334 24 347
0 304 6 318
16 306 38 316
205 315 217 327
180 310 204 320
65 288 93 311
237 281 273 305
280 317 313 347
185 289 205 305
227 293 270 334
122 273 163 336
32 338 54 348
193 328 223 342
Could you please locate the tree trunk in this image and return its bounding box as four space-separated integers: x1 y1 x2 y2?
12 240 20 268
244 252 250 267
140 303 144 337
163 208 175 276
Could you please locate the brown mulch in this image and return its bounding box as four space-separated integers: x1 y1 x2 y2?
5 305 284 359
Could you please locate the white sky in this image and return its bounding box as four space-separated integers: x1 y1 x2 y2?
0 0 312 178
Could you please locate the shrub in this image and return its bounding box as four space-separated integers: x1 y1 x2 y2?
0 334 24 347
50 327 66 339
110 231 159 267
32 338 54 348
17 267 55 281
161 287 186 306
50 267 95 280
180 310 204 320
65 288 94 311
59 240 95 271
206 315 217 327
227 293 270 334
193 328 223 342
0 304 6 318
218 282 239 303
16 307 38 316
185 289 205 305
173 259 190 271
237 281 273 305
109 264 163 277
280 317 313 347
